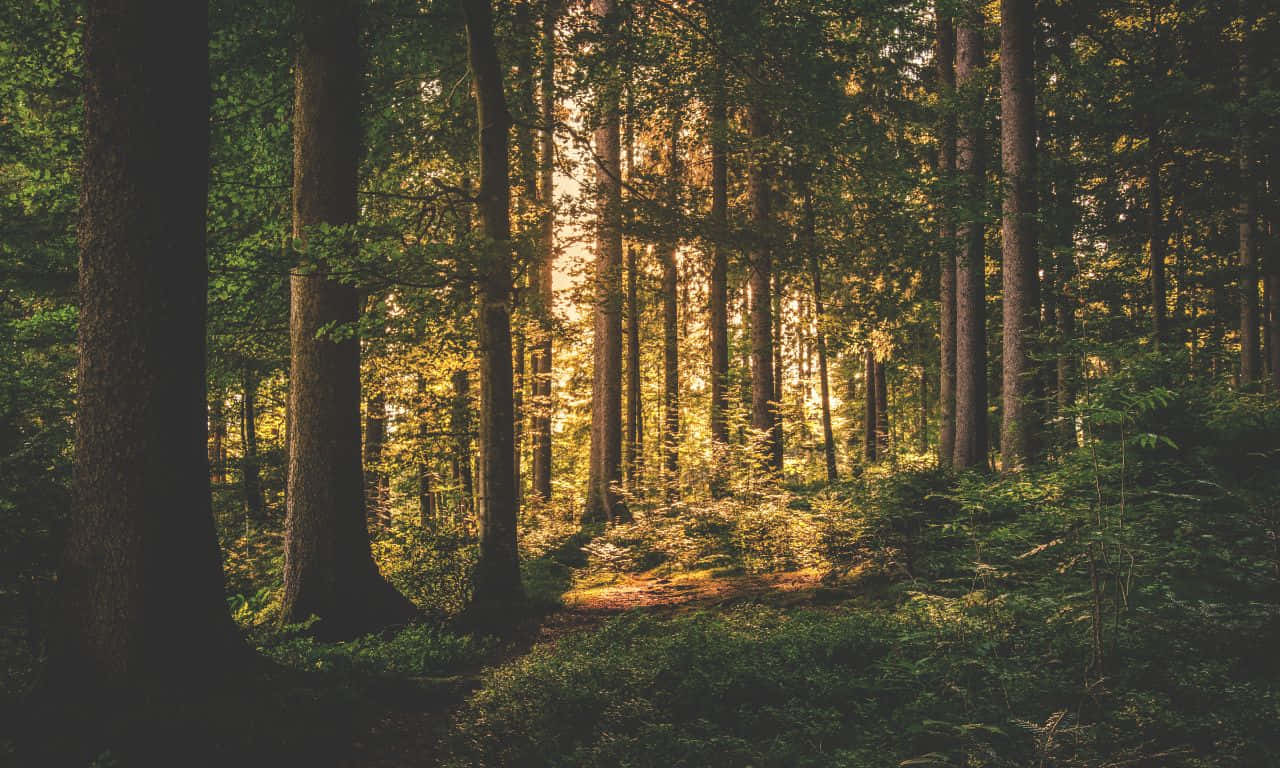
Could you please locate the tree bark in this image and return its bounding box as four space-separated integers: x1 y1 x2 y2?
952 16 988 471
936 11 957 467
530 0 558 502
54 0 242 701
281 0 414 636
463 0 523 602
999 0 1040 469
661 113 681 493
1237 1 1260 387
805 190 837 482
875 359 890 456
863 347 877 463
749 102 781 471
243 364 265 523
708 85 731 492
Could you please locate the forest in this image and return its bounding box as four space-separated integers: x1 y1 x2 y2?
2 0 1279 764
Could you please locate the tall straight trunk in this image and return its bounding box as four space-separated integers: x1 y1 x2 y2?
999 0 1040 469
625 243 642 484
953 16 988 470
936 12 958 466
1237 1 1260 387
863 347 877 462
875 359 890 455
1147 118 1166 347
282 0 413 636
243 364 265 522
363 393 388 529
804 190 837 482
210 389 226 484
585 0 626 521
661 114 681 490
451 368 474 512
54 0 241 705
530 0 557 502
708 87 731 487
748 103 781 470
463 0 522 602
416 375 435 525
1055 171 1078 449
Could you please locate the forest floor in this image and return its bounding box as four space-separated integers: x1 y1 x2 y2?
342 563 867 767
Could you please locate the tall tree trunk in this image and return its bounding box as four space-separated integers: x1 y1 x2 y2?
530 0 558 503
451 368 474 513
999 0 1040 469
875 359 890 456
936 11 958 467
464 0 522 602
1237 1 1260 387
54 0 242 707
661 114 681 493
281 0 414 636
585 0 627 521
243 364 265 523
364 393 388 530
805 190 837 482
708 86 731 493
416 375 435 526
952 16 988 470
1147 117 1166 347
863 347 877 462
748 102 781 471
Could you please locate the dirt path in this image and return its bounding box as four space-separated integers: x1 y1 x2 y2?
340 567 841 767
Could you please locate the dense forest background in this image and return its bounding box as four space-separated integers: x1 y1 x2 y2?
2 0 1280 764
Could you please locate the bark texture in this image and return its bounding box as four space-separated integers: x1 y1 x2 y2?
661 114 681 491
804 190 837 482
708 87 731 488
748 102 781 471
936 12 957 466
530 0 557 502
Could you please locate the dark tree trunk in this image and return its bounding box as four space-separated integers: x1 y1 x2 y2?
953 16 988 470
53 0 243 708
1147 117 1166 347
451 368 475 512
748 103 781 471
1267 250 1280 392
936 12 957 467
281 0 415 636
416 375 435 526
999 0 1040 469
875 359 890 456
1238 2 1260 387
661 114 681 492
804 190 837 482
919 362 929 455
623 83 643 489
210 388 226 485
585 0 627 521
364 393 388 529
530 0 558 502
243 364 265 523
463 0 522 602
708 86 731 493
863 347 877 463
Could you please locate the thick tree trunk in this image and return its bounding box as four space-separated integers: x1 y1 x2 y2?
1237 3 1260 387
243 364 265 523
999 0 1040 469
530 0 557 502
863 347 877 463
804 191 837 482
952 17 988 471
661 114 681 493
464 0 522 602
936 12 957 467
364 393 388 529
585 0 627 521
281 0 414 636
748 103 781 471
708 87 731 492
54 0 242 705
875 359 890 456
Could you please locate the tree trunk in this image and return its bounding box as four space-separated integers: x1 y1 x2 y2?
952 16 988 471
661 114 681 493
364 393 388 530
1147 117 1166 347
999 0 1040 469
464 0 522 602
281 0 415 636
875 359 890 456
805 191 838 482
585 0 627 521
243 364 265 523
708 86 731 493
919 362 929 454
530 0 557 503
1237 2 1260 387
749 102 781 471
863 347 877 463
936 11 957 467
451 368 474 513
54 0 242 704
210 388 226 485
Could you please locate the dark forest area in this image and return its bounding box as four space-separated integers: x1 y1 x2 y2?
2 0 1280 765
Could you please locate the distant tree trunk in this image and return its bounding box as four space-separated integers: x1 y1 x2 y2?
708 86 731 493
585 0 627 521
363 393 388 529
1147 117 1166 347
416 376 435 526
863 347 877 463
804 189 837 482
451 368 474 513
463 0 522 602
918 362 929 454
999 0 1040 469
1237 1 1260 387
243 364 265 522
210 388 226 484
661 114 681 493
281 0 414 636
625 241 642 485
952 16 988 471
875 359 890 456
936 11 957 467
748 102 781 471
53 0 242 705
530 0 558 503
